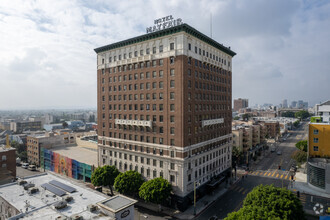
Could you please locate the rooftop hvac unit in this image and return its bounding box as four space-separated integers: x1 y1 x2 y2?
54 201 67 209
55 216 68 220
87 204 98 212
63 195 73 202
18 180 27 185
28 187 39 194
70 214 83 220
24 183 35 190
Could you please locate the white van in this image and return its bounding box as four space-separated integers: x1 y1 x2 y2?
21 162 29 169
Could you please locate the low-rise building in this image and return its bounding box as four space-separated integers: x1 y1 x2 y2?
10 121 42 133
0 172 137 219
0 145 16 184
315 100 330 123
307 122 330 193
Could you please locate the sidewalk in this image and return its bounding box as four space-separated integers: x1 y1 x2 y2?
288 172 330 199
136 178 240 220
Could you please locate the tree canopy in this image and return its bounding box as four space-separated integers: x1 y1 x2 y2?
282 111 295 118
295 110 310 119
139 177 172 204
225 185 305 220
91 165 120 195
114 170 145 196
295 140 307 152
291 150 307 165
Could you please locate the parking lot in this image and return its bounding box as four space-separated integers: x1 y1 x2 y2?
16 165 43 178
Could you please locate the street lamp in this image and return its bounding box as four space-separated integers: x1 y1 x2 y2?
193 181 200 215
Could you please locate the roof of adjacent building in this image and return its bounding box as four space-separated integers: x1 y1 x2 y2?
94 23 236 56
98 195 137 213
51 145 98 166
0 172 110 219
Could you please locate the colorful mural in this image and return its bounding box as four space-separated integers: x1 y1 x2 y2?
40 147 94 182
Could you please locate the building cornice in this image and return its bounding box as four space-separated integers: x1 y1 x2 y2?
94 23 236 57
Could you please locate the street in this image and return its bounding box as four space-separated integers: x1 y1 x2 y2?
197 122 308 220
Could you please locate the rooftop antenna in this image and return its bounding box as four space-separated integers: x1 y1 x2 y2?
210 13 213 38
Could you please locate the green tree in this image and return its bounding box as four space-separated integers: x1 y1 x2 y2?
291 150 307 165
62 121 69 128
295 140 307 152
91 165 120 195
242 114 250 121
282 111 295 118
225 185 305 220
114 170 145 196
232 146 243 165
139 177 172 210
295 110 310 119
293 121 300 127
233 116 240 120
11 141 27 161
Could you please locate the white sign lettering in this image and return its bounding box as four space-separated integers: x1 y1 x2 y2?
146 15 183 34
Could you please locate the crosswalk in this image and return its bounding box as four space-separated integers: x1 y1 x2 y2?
231 185 249 195
249 170 293 180
300 194 307 205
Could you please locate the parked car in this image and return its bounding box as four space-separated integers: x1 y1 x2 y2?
21 162 29 169
16 158 21 166
277 151 282 155
28 165 37 171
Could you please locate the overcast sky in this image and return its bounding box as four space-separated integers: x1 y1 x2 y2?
0 0 329 110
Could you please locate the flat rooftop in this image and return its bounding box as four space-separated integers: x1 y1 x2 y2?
0 172 110 219
52 144 97 166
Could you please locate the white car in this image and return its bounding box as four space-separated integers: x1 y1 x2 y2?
21 163 29 169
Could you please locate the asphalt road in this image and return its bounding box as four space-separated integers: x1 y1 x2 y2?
197 122 308 220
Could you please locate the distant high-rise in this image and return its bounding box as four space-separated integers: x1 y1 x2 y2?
282 99 288 108
234 98 248 111
298 100 304 108
291 101 297 108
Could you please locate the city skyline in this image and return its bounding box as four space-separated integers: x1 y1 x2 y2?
1 0 330 109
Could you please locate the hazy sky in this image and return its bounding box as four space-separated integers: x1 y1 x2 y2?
0 0 329 110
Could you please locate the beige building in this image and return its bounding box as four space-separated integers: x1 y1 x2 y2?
95 23 236 210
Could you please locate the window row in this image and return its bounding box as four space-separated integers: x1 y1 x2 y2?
188 43 231 66
103 69 175 80
103 43 175 64
104 80 175 90
105 103 175 112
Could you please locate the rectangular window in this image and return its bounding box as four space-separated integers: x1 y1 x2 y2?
188 43 191 50
313 129 319 135
170 92 175 100
170 175 175 182
159 45 163 52
170 69 175 76
313 146 319 151
170 104 175 111
170 80 175 88
153 47 156 53
170 43 174 50
313 138 319 143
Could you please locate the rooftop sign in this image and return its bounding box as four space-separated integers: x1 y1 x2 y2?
146 15 183 34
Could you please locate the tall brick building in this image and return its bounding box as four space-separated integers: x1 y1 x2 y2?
95 23 236 209
233 98 248 112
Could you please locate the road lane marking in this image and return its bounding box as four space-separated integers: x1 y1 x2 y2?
271 171 276 177
268 172 271 176
285 175 289 180
280 174 284 179
264 172 268 176
254 171 259 175
276 174 279 178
